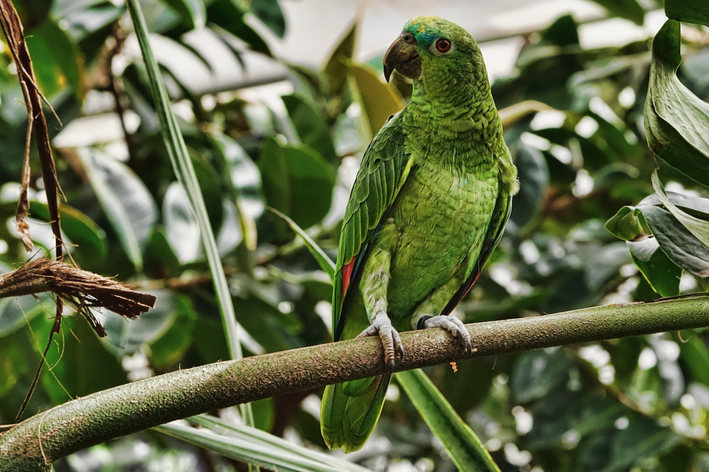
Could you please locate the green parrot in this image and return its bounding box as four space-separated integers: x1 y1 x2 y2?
320 16 519 452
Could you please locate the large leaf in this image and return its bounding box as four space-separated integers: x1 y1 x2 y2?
80 150 158 273
163 182 201 264
250 0 285 38
628 237 681 297
606 188 709 283
35 315 126 405
0 201 108 260
396 369 501 472
644 20 709 188
348 63 405 139
208 133 263 250
282 94 338 165
589 0 645 25
0 292 54 338
157 415 371 472
651 170 709 247
127 0 254 427
665 0 709 26
206 0 271 55
507 139 549 233
324 22 356 97
643 205 709 277
103 289 177 356
162 0 206 29
510 349 572 404
148 297 197 369
258 138 335 229
25 18 84 99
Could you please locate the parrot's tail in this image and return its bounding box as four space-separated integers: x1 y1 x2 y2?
320 373 391 452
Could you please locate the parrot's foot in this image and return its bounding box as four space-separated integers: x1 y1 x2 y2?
357 313 404 372
418 315 473 352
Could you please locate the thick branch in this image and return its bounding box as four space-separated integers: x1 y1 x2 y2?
1 296 709 471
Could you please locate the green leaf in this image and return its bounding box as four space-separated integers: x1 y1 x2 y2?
0 293 53 338
79 150 158 273
348 63 405 139
208 133 263 251
282 94 339 165
258 138 335 229
148 297 197 369
35 316 126 405
162 0 206 29
589 0 645 25
269 208 335 280
250 0 285 38
508 139 549 233
233 296 299 353
163 182 201 264
599 416 681 472
13 0 52 29
206 0 271 55
628 237 681 296
158 415 370 471
665 0 709 26
396 369 501 472
0 201 108 260
644 20 709 188
677 331 709 388
103 289 177 356
127 0 254 427
642 205 709 277
25 19 84 99
604 206 647 241
651 170 709 247
324 22 356 97
510 349 572 403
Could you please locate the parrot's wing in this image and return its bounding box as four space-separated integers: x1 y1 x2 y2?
333 114 413 340
440 182 513 317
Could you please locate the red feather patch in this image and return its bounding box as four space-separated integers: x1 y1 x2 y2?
341 258 355 301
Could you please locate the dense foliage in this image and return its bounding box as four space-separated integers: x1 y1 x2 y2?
1 0 709 470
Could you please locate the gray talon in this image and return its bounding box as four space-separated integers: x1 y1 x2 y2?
357 313 404 370
419 315 472 352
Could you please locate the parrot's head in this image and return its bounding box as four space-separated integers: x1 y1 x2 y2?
383 16 483 86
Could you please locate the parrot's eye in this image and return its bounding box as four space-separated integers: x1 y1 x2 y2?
435 38 451 53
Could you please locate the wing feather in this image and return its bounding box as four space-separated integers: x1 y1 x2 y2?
333 114 412 340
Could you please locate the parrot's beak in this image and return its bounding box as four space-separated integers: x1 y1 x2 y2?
383 33 421 83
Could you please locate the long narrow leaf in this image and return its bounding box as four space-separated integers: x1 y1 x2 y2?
270 207 335 279
396 369 501 472
156 415 371 472
126 0 254 427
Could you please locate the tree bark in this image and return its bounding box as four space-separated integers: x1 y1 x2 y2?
1 295 709 471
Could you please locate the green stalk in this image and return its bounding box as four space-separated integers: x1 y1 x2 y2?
125 0 253 427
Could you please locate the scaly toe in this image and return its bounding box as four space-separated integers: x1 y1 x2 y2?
421 315 473 352
359 314 403 371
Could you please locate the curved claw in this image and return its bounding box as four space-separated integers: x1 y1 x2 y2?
419 315 473 352
357 313 403 372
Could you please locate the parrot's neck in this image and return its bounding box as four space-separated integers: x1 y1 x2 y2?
409 67 500 134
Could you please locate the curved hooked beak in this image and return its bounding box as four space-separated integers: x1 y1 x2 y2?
383 34 421 83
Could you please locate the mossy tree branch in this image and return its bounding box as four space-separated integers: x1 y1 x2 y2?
2 296 709 471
